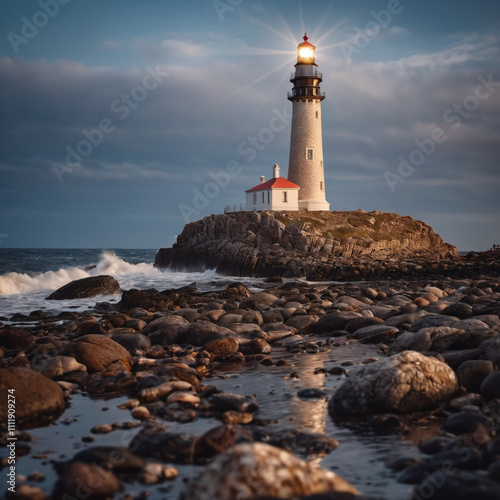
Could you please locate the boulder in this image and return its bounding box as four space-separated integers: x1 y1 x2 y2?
389 327 466 354
62 334 133 372
329 351 458 415
179 322 234 346
309 311 362 334
182 442 358 500
0 327 35 351
46 275 120 300
0 367 65 427
480 372 500 402
33 356 87 379
52 462 123 499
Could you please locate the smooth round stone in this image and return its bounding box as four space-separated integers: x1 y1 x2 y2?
414 297 430 308
131 406 151 420
480 372 500 401
457 360 495 392
183 442 358 499
52 462 122 499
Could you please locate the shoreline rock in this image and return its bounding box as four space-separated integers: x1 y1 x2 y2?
154 210 470 280
46 275 121 300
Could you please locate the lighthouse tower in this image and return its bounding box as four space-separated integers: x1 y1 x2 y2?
287 34 330 211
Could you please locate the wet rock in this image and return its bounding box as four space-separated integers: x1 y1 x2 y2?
139 380 193 403
208 393 258 413
202 336 239 356
456 360 495 392
285 315 319 334
46 275 120 300
442 412 495 435
0 367 65 427
344 316 384 334
182 442 358 500
62 335 133 372
142 315 189 335
240 292 278 309
0 327 35 351
222 411 253 425
241 310 264 325
442 302 474 319
180 322 234 346
349 324 399 341
33 356 87 379
309 311 362 334
389 327 465 354
86 371 136 395
110 333 151 352
239 338 272 355
297 388 328 400
129 425 196 463
6 484 48 500
419 436 453 455
124 318 147 331
193 425 253 463
409 314 460 331
52 462 123 499
441 349 485 369
410 471 500 500
480 372 500 402
70 446 145 472
479 337 500 365
329 351 458 415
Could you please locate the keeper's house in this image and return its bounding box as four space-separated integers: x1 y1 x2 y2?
245 164 300 211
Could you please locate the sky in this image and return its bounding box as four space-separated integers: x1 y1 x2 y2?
0 0 499 251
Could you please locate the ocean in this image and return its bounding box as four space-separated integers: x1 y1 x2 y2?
0 248 267 318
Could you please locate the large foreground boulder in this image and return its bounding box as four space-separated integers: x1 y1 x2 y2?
0 367 65 427
62 335 133 372
46 275 120 300
182 442 358 499
329 350 458 415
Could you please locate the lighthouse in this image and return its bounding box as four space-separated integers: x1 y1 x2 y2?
287 34 330 211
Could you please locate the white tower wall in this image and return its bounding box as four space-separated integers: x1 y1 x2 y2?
288 99 329 211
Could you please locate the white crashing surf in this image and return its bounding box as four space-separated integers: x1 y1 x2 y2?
0 251 161 296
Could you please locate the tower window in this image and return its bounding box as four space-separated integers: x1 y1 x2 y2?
316 111 319 119
306 148 314 160
320 181 323 191
253 193 256 204
282 191 287 203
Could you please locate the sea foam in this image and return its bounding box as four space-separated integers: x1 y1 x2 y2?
0 251 161 296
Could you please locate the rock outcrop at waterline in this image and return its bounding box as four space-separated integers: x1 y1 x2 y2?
155 210 460 280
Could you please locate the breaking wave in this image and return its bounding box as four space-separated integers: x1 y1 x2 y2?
0 251 161 295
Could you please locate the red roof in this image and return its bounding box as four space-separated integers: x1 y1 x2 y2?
246 177 300 192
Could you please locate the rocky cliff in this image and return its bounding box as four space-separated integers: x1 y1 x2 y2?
155 210 463 280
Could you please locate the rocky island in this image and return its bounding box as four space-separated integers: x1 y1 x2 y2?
155 210 477 280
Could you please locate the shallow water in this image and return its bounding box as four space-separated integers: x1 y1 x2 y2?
1 339 436 500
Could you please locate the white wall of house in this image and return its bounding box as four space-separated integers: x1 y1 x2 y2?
269 188 299 210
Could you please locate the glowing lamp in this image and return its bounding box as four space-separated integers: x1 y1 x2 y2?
296 33 316 64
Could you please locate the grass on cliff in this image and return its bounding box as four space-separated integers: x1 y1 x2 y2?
275 211 424 243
